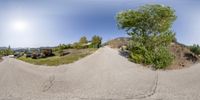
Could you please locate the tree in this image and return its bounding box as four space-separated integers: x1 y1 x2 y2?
91 35 102 48
190 44 200 55
72 42 82 49
2 45 14 56
79 36 88 45
116 4 176 69
117 4 176 48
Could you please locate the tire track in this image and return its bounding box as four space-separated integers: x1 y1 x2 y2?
41 75 55 92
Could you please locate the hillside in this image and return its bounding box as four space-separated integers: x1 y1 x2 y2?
168 42 200 69
106 37 200 70
106 37 131 48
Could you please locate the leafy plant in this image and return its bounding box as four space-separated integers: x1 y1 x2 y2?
79 36 88 45
153 46 174 69
117 4 176 69
190 44 200 55
72 42 82 49
0 46 14 56
91 35 102 48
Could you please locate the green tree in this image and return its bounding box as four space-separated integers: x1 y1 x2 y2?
91 35 102 48
3 45 14 56
72 42 82 49
116 4 176 69
190 44 200 55
79 36 88 45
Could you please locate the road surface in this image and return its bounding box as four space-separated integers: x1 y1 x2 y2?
0 47 200 100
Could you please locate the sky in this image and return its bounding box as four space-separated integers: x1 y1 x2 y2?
0 0 200 48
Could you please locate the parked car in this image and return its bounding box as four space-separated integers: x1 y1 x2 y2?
26 53 32 58
14 52 24 58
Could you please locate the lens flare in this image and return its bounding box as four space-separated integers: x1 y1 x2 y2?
12 20 28 32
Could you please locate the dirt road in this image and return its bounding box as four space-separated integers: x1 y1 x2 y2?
0 47 200 100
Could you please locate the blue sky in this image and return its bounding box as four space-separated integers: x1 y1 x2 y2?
0 0 200 48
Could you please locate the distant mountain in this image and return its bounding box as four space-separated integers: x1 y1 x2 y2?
39 46 55 49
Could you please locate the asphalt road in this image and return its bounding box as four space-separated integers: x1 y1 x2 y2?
0 46 200 100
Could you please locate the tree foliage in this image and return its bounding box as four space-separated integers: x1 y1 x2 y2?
79 36 88 45
91 35 102 48
72 42 82 49
116 4 176 69
190 44 200 55
0 46 14 56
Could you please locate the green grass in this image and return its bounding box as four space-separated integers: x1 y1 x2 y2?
18 48 97 66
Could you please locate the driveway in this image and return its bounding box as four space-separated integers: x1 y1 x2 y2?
0 46 200 100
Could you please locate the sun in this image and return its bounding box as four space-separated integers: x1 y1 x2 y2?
12 20 28 32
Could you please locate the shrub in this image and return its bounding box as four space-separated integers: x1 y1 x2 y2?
54 44 72 52
128 44 174 69
72 42 82 49
153 46 174 69
190 44 200 55
32 53 39 59
0 46 14 56
41 49 54 57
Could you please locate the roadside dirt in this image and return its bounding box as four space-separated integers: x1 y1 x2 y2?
167 42 200 70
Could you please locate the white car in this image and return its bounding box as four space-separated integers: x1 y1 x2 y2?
8 55 14 58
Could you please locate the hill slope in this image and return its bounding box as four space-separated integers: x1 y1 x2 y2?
106 37 131 48
106 37 200 69
168 42 199 69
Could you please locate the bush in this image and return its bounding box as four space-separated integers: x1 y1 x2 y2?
190 44 200 55
41 49 53 57
32 53 39 59
72 42 82 49
128 45 174 69
153 46 174 69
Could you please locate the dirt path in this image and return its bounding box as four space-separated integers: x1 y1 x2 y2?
0 46 200 100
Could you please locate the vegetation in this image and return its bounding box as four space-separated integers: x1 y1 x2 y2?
72 35 102 49
91 35 102 48
116 4 176 69
72 42 82 49
18 36 101 66
53 44 71 52
190 44 200 55
53 44 72 56
79 36 88 45
0 46 14 56
18 48 97 66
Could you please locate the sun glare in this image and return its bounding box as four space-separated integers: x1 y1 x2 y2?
12 20 28 32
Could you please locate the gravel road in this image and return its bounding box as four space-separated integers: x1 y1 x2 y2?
0 46 200 100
